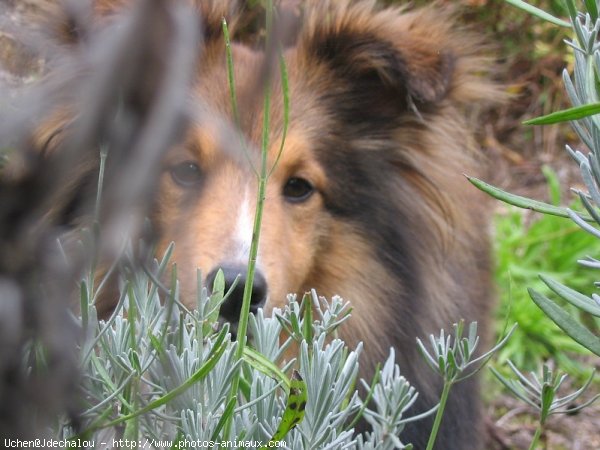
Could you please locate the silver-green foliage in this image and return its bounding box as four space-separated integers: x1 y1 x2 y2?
491 361 599 450
483 0 600 356
527 1 600 357
58 244 423 449
472 2 600 448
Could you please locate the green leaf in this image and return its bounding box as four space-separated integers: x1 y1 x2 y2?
290 307 301 336
540 274 600 317
212 268 225 297
268 52 291 178
563 0 578 23
529 289 600 356
149 333 165 354
80 281 89 331
467 176 594 222
302 292 313 346
523 103 600 125
210 397 237 442
129 350 141 373
222 18 245 156
504 0 571 27
242 346 291 390
127 283 138 351
261 370 307 448
540 381 555 423
204 269 225 335
585 0 599 21
347 362 381 429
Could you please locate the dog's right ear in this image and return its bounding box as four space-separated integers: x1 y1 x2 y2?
296 0 457 106
295 0 498 109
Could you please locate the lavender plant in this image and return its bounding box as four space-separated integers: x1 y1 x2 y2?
470 0 600 447
491 361 599 450
471 0 600 358
55 244 426 450
416 321 516 450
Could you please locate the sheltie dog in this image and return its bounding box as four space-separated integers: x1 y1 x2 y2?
32 0 498 448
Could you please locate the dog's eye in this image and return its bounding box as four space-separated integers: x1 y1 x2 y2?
170 161 202 187
283 177 314 202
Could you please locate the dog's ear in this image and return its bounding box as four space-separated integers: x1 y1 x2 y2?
296 1 462 105
48 0 241 46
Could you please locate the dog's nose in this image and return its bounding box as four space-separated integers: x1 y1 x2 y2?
206 265 267 322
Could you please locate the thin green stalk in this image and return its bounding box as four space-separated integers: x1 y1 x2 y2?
222 19 241 137
222 1 275 439
222 18 255 175
123 376 140 442
268 53 290 177
94 147 108 221
347 363 381 430
425 380 452 450
223 80 272 441
239 84 271 356
528 425 543 450
81 146 108 333
127 283 138 358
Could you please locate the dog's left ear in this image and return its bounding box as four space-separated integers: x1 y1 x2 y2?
47 0 241 47
296 1 460 105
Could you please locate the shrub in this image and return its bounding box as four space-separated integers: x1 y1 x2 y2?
471 0 600 447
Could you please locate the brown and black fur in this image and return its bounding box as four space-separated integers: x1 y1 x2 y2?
33 0 500 448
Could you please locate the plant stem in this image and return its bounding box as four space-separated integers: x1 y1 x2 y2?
425 380 452 450
221 0 285 440
236 87 271 359
222 10 273 438
528 425 543 450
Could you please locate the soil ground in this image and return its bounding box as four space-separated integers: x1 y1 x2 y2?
1 1 598 448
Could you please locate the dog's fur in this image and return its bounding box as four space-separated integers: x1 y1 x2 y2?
36 0 499 448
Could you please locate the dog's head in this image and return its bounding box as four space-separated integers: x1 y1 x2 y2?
36 0 497 334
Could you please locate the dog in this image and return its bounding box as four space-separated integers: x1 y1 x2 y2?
33 0 499 448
